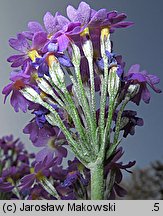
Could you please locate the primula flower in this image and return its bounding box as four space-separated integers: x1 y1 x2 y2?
27 185 51 200
19 157 56 191
23 12 60 40
52 166 68 181
23 121 56 147
66 2 133 54
124 64 161 105
105 147 136 199
0 178 14 193
0 135 35 198
35 127 67 165
32 45 73 78
113 110 144 138
33 106 49 128
24 118 67 164
63 158 89 188
7 33 47 68
63 170 87 187
2 70 32 112
67 2 133 32
96 51 123 78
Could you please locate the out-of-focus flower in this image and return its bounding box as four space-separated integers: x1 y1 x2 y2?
20 157 56 191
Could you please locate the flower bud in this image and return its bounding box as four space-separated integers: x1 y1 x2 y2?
127 84 140 99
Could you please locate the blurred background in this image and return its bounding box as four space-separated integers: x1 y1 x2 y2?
0 0 163 169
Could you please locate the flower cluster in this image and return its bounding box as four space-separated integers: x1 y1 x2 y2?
0 135 135 200
2 2 161 200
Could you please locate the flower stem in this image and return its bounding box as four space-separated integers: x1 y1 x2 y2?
90 162 104 200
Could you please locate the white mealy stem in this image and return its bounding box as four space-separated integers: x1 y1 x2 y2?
108 66 120 101
49 61 65 91
36 77 65 108
82 38 96 126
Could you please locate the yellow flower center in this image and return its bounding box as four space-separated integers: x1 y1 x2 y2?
30 167 34 174
36 171 44 181
80 27 90 37
28 50 41 62
48 137 56 150
7 177 14 185
47 54 57 67
101 27 110 39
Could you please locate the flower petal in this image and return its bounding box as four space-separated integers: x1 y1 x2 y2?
28 21 44 33
9 34 30 53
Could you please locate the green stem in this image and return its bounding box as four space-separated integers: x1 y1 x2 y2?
113 98 129 145
106 97 130 159
90 162 104 200
102 98 115 154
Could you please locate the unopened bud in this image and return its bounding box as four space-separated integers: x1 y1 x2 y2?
127 84 140 99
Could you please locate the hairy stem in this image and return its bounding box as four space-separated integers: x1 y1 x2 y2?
90 162 104 200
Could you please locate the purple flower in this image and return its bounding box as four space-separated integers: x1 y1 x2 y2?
96 51 123 78
0 178 14 193
63 171 84 187
23 12 60 40
24 12 73 52
32 56 49 78
67 2 133 32
114 110 144 138
19 157 56 191
124 64 161 105
23 121 56 147
7 33 47 68
51 166 68 181
23 119 67 164
2 70 32 112
33 106 49 128
32 49 73 78
105 147 136 199
27 185 51 200
63 158 89 188
35 127 67 165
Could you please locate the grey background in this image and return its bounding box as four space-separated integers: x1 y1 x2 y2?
0 0 163 167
